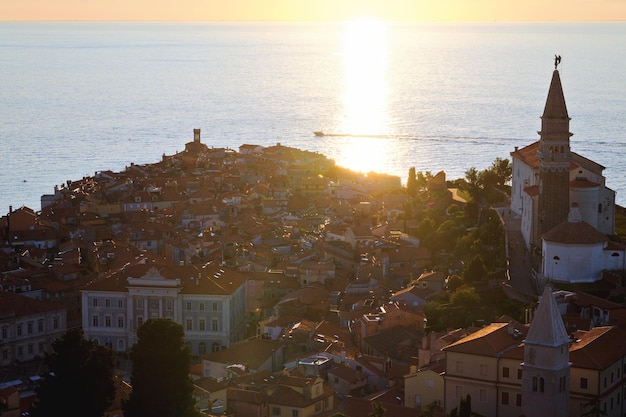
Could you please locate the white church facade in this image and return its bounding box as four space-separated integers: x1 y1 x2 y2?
509 68 625 283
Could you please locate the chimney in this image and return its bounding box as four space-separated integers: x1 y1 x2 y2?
194 129 201 143
410 356 419 374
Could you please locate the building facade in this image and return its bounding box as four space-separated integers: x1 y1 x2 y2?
0 291 67 367
81 261 247 356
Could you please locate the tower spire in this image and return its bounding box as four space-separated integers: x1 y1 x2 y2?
521 285 571 417
537 65 572 236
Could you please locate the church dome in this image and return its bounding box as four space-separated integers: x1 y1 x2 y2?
541 219 608 245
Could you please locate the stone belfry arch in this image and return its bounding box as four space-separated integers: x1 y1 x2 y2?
537 66 572 237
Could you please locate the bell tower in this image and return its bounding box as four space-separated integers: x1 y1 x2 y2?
522 285 571 417
537 63 572 236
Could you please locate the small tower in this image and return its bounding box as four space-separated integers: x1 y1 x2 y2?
537 68 572 236
521 285 571 417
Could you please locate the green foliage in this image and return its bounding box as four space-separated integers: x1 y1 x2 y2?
489 157 512 187
450 286 481 306
32 328 115 417
463 158 512 202
416 216 435 239
407 167 418 196
369 402 386 417
463 254 488 284
124 319 199 417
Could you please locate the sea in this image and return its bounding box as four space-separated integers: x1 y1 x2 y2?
1 21 626 213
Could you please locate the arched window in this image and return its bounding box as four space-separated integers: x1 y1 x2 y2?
199 342 207 355
553 256 560 261
118 339 125 351
611 252 620 257
539 377 545 393
532 376 538 392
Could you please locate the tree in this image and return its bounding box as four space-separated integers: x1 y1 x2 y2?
31 328 115 417
124 319 199 417
407 167 418 196
463 254 488 284
489 157 512 187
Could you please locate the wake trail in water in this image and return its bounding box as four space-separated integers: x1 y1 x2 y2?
315 132 524 144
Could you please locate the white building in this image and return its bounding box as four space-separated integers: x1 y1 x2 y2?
81 261 247 356
510 68 623 284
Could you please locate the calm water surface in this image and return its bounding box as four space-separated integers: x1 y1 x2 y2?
1 21 625 211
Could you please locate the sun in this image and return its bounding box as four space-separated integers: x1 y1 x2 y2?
340 18 388 135
335 18 391 175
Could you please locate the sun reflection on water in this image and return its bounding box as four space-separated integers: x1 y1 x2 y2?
336 18 391 175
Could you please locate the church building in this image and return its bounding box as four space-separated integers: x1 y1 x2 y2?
510 66 624 283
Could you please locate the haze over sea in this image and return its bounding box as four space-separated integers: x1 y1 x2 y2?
1 21 626 212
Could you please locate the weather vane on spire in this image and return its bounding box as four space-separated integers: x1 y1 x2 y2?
554 54 562 70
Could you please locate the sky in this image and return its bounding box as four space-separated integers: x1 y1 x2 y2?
2 0 626 22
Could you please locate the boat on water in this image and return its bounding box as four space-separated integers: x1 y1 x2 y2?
313 131 324 137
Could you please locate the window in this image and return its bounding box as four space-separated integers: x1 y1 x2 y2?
199 342 207 355
502 367 510 378
559 376 567 392
92 316 99 327
199 320 206 331
516 393 522 407
118 317 124 328
539 377 545 393
501 391 509 405
27 321 33 334
17 324 22 336
200 303 205 311
118 340 125 351
212 320 218 332
581 377 588 389
28 344 33 355
53 316 59 329
212 302 219 312
532 376 538 392
186 302 192 311
315 402 322 412
186 320 193 331
2 350 8 360
38 319 44 332
517 369 523 379
137 317 143 328
292 410 299 417
455 385 463 398
166 299 173 311
479 389 487 403
105 299 111 307
136 299 144 310
118 299 124 308
93 298 98 307
105 316 112 327
272 407 281 416
17 346 23 357
2 327 7 339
